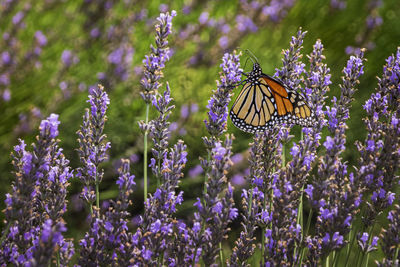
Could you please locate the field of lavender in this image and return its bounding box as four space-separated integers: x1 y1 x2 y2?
1 0 399 266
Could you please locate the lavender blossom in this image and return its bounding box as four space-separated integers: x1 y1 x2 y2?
194 52 241 266
61 50 79 67
106 44 134 82
148 83 175 180
78 159 135 266
229 129 282 266
265 32 327 266
355 47 400 227
133 141 187 265
306 50 365 264
378 204 400 266
235 15 258 32
275 28 306 92
31 220 67 266
204 51 242 138
76 85 111 208
1 114 74 265
357 232 379 253
140 11 176 104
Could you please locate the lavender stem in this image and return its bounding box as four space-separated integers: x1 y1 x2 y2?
362 224 375 267
95 178 99 211
299 208 314 265
143 103 149 202
344 226 358 267
219 242 224 266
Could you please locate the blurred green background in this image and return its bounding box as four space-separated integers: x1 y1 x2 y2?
0 0 399 256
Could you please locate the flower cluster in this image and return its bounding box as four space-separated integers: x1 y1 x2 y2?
76 84 111 208
306 50 365 264
378 204 400 266
355 48 400 227
204 52 242 138
140 11 177 103
1 114 73 265
193 52 241 265
78 159 135 266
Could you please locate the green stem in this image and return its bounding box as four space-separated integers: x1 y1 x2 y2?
293 185 304 264
57 252 60 267
144 103 149 202
394 247 399 263
282 144 286 168
298 209 313 266
95 180 100 211
297 186 304 229
219 242 224 267
324 254 330 267
344 224 358 267
333 250 339 266
362 224 376 267
203 152 211 196
157 160 161 188
355 249 362 267
305 208 313 237
248 187 254 215
194 151 212 266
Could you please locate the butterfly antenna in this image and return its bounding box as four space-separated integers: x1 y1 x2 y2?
243 57 251 73
245 49 259 63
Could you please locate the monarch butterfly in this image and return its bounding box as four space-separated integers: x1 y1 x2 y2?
230 56 316 133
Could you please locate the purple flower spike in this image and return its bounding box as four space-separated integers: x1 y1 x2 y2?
140 11 176 104
306 45 365 265
355 47 400 227
1 112 74 265
195 51 241 266
380 205 400 265
204 51 242 137
77 85 111 207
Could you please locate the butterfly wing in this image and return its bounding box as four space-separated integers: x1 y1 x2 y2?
230 74 315 133
262 74 315 127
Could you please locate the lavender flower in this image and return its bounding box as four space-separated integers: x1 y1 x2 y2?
31 220 67 266
140 11 176 103
235 15 258 32
188 164 204 178
355 47 400 227
34 31 47 46
148 83 175 180
229 129 281 266
1 114 74 265
306 50 365 264
378 204 400 266
76 85 111 209
357 232 379 253
139 11 177 205
204 51 242 138
275 28 306 92
78 159 135 266
195 52 241 265
134 141 187 265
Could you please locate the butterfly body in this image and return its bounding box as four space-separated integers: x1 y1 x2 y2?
230 62 315 133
